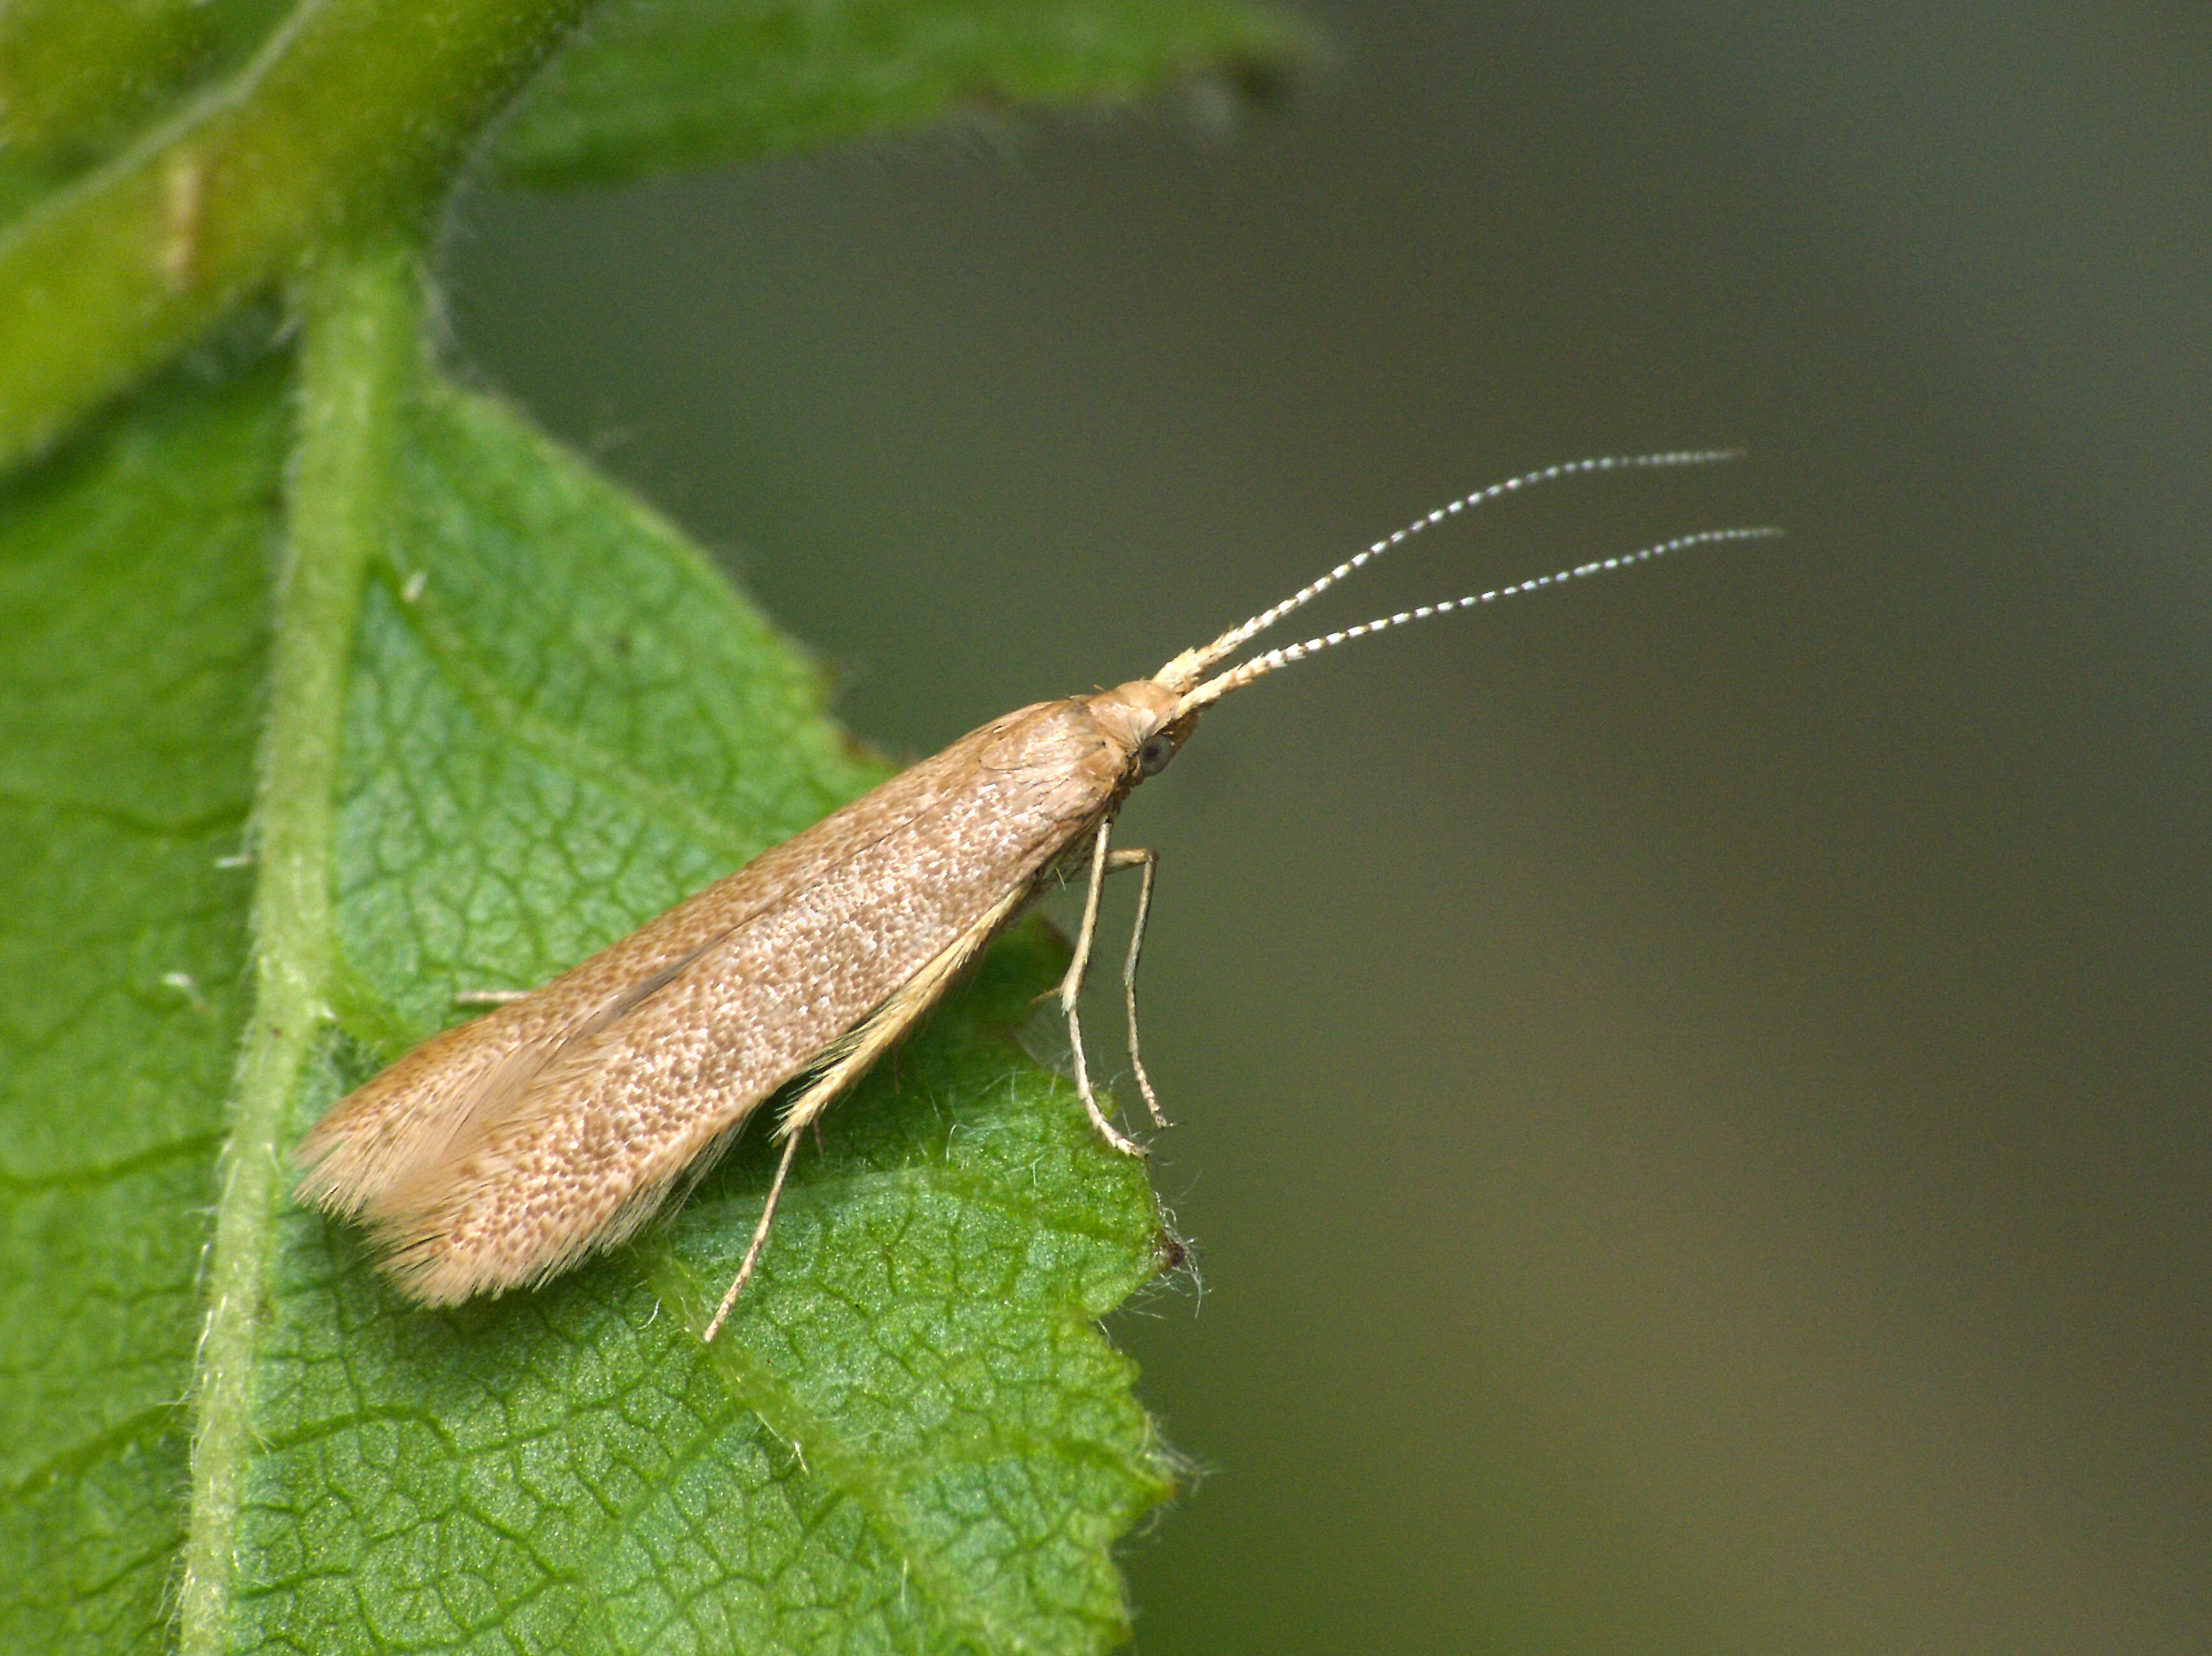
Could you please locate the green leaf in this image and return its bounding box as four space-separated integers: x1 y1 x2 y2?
2 285 1177 1650
493 0 1309 187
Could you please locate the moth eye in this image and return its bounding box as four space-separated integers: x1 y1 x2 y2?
1137 733 1175 777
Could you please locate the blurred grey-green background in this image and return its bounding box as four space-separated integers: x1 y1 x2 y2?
444 2 2210 1650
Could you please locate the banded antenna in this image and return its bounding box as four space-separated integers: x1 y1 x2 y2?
1154 447 1748 695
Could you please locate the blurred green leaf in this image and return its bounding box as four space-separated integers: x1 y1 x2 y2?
0 0 291 177
0 0 223 169
0 156 66 234
0 0 596 475
495 0 1308 187
1 331 1177 1651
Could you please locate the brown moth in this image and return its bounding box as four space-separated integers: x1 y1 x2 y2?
295 451 1773 1340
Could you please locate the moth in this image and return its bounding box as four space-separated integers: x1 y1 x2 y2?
295 451 1772 1340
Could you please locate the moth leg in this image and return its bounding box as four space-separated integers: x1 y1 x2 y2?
1063 818 1147 1159
453 988 530 1007
703 1129 803 1343
1103 846 1169 1128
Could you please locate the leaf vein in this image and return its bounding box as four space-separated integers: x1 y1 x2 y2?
178 249 419 1656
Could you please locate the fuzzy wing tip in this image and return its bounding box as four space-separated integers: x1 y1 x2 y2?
290 1125 373 1219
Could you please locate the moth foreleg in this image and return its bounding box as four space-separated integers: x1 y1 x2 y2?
1063 819 1147 1158
1104 846 1168 1129
703 1129 803 1343
453 988 531 1007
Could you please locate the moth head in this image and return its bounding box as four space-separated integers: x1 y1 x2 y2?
1086 679 1199 785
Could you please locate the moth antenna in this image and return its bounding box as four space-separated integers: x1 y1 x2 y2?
1177 525 1782 714
1153 449 1745 692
